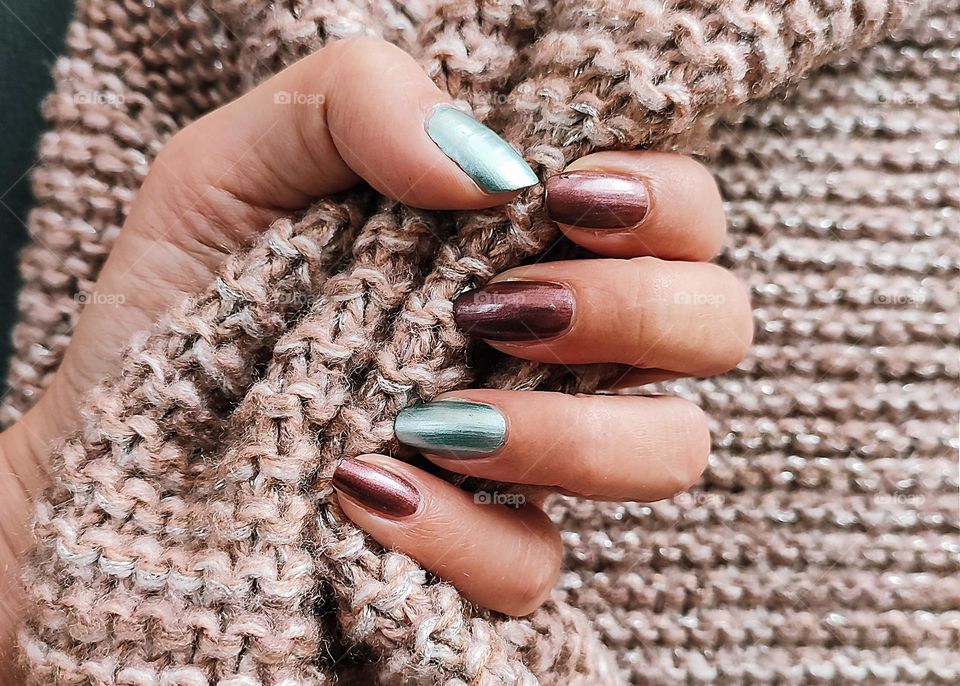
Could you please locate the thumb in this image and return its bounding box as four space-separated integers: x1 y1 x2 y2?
14 36 536 477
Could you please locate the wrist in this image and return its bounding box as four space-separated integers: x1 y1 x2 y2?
0 429 37 547
0 429 33 686
0 372 73 562
0 371 77 503
0 371 79 686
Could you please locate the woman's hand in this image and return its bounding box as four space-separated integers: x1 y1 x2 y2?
0 36 751 672
332 149 751 615
1 35 544 553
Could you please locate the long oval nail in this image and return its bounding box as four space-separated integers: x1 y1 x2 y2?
426 105 538 193
332 458 420 518
546 170 649 229
395 400 506 458
453 281 574 342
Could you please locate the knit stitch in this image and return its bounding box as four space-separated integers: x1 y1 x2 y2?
5 0 958 684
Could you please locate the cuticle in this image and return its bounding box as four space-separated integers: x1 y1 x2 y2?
402 489 425 519
637 174 654 227
423 101 452 130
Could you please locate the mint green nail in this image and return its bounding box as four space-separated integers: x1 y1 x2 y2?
426 105 538 193
395 400 506 457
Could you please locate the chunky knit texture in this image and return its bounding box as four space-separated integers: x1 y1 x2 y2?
4 0 958 683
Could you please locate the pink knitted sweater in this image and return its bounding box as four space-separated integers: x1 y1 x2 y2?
5 0 958 683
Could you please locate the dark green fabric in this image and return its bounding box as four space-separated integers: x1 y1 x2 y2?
0 0 73 394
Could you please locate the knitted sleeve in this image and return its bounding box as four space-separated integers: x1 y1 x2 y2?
8 1 942 684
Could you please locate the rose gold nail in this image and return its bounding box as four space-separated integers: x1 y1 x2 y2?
545 170 649 230
453 281 574 341
332 458 420 518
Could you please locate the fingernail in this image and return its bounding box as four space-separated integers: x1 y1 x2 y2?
545 170 650 229
453 281 574 342
332 458 420 518
426 104 538 193
395 400 506 457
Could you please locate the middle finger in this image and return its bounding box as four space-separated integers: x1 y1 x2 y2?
453 257 753 376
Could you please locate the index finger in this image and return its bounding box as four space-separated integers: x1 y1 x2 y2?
545 151 726 261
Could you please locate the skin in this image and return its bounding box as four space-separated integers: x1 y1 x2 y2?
0 37 752 682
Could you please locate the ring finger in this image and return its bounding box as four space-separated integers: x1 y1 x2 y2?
394 389 710 501
332 387 711 616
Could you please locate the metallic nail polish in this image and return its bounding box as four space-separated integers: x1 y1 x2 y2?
545 170 650 229
395 400 506 457
453 281 574 342
332 458 420 518
426 105 538 193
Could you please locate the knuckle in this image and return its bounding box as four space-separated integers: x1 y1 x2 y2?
511 532 561 615
317 36 405 82
701 265 754 373
661 402 711 498
572 455 606 498
693 158 723 203
718 271 755 369
683 156 723 209
680 404 711 485
561 397 607 492
151 125 200 183
317 35 383 60
622 257 660 363
678 158 726 258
